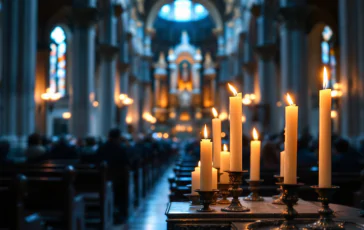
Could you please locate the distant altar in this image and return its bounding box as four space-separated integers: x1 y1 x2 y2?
153 31 217 136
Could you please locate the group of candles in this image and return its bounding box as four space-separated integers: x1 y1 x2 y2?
191 67 333 193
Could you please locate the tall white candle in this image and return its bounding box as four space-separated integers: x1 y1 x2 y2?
280 151 285 177
191 161 200 194
220 144 230 183
228 83 242 171
284 94 298 184
212 108 221 168
212 167 218 189
200 125 212 191
250 128 261 180
319 67 332 188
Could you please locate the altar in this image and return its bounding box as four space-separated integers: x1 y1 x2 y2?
165 198 364 230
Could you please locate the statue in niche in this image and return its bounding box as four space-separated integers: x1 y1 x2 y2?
179 90 191 107
179 61 191 82
181 31 189 44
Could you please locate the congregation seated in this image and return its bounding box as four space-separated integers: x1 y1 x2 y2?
25 133 47 163
0 139 10 165
49 136 78 159
79 136 98 157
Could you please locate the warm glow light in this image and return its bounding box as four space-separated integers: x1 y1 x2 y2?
126 116 133 124
119 94 127 101
252 128 259 140
123 98 134 105
249 94 256 100
333 83 340 90
157 132 163 138
323 67 329 89
331 90 338 98
219 112 228 120
276 101 282 107
92 101 99 107
228 83 238 96
163 133 169 139
221 132 226 138
62 112 71 119
242 97 252 105
41 88 61 101
286 93 294 106
212 108 218 118
198 161 201 167
203 124 208 139
242 115 246 123
223 144 228 151
331 110 338 118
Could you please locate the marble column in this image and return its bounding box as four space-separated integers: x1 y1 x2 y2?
16 0 38 147
193 50 202 94
279 0 310 132
0 0 19 146
70 0 98 138
357 0 364 135
98 0 119 137
338 0 361 136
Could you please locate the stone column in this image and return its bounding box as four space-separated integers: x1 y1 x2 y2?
16 0 38 147
0 0 19 146
168 49 177 94
193 49 202 94
279 0 310 132
119 63 129 133
338 0 361 136
358 0 364 135
70 0 98 138
98 0 119 137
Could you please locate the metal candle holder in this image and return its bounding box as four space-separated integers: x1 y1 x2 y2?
217 183 231 204
195 189 219 212
279 183 302 230
184 193 200 205
305 186 343 230
273 175 285 205
221 170 250 212
244 179 264 201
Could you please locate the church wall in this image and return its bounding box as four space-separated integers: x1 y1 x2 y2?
34 50 48 134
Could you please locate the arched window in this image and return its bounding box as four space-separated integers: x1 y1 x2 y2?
158 0 208 22
321 26 336 83
49 26 67 97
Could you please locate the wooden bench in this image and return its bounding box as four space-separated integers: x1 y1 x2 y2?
0 174 44 230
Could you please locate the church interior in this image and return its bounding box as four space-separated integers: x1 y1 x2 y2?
0 0 364 229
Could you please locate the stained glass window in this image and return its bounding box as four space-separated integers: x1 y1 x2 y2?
158 0 208 22
49 26 67 97
321 26 336 83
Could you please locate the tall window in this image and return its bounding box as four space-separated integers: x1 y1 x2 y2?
49 26 67 97
158 0 208 22
321 26 336 83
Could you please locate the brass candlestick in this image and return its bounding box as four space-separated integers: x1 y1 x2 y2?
221 170 250 212
279 183 302 230
184 193 200 205
195 189 218 212
305 186 344 230
217 183 231 204
244 179 264 201
273 175 285 205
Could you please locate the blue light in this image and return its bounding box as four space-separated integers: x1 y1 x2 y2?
158 0 208 22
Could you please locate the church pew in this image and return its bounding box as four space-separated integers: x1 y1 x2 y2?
0 175 44 230
0 166 85 230
1 161 114 229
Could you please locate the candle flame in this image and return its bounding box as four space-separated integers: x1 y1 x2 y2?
323 67 328 89
228 83 237 96
198 161 201 167
223 144 228 151
212 107 218 118
252 128 259 140
286 93 294 106
203 124 208 139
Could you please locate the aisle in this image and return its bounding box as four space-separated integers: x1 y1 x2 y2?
119 167 172 230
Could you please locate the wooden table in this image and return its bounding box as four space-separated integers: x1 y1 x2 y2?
165 197 363 230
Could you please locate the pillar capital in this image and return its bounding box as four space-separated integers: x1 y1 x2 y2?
278 6 311 30
72 7 99 27
254 43 276 61
98 44 119 61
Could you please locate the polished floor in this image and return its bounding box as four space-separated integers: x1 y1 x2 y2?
116 167 172 230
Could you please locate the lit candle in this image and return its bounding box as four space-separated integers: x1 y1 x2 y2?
200 125 212 191
220 144 230 183
319 67 332 188
191 161 200 194
212 167 218 189
284 93 298 184
228 83 243 171
250 128 261 180
280 151 285 177
212 108 221 168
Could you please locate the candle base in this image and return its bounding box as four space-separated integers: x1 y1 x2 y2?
184 193 200 205
244 179 264 201
221 170 250 212
272 175 285 205
217 183 231 204
279 183 303 230
305 186 344 230
195 189 219 212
